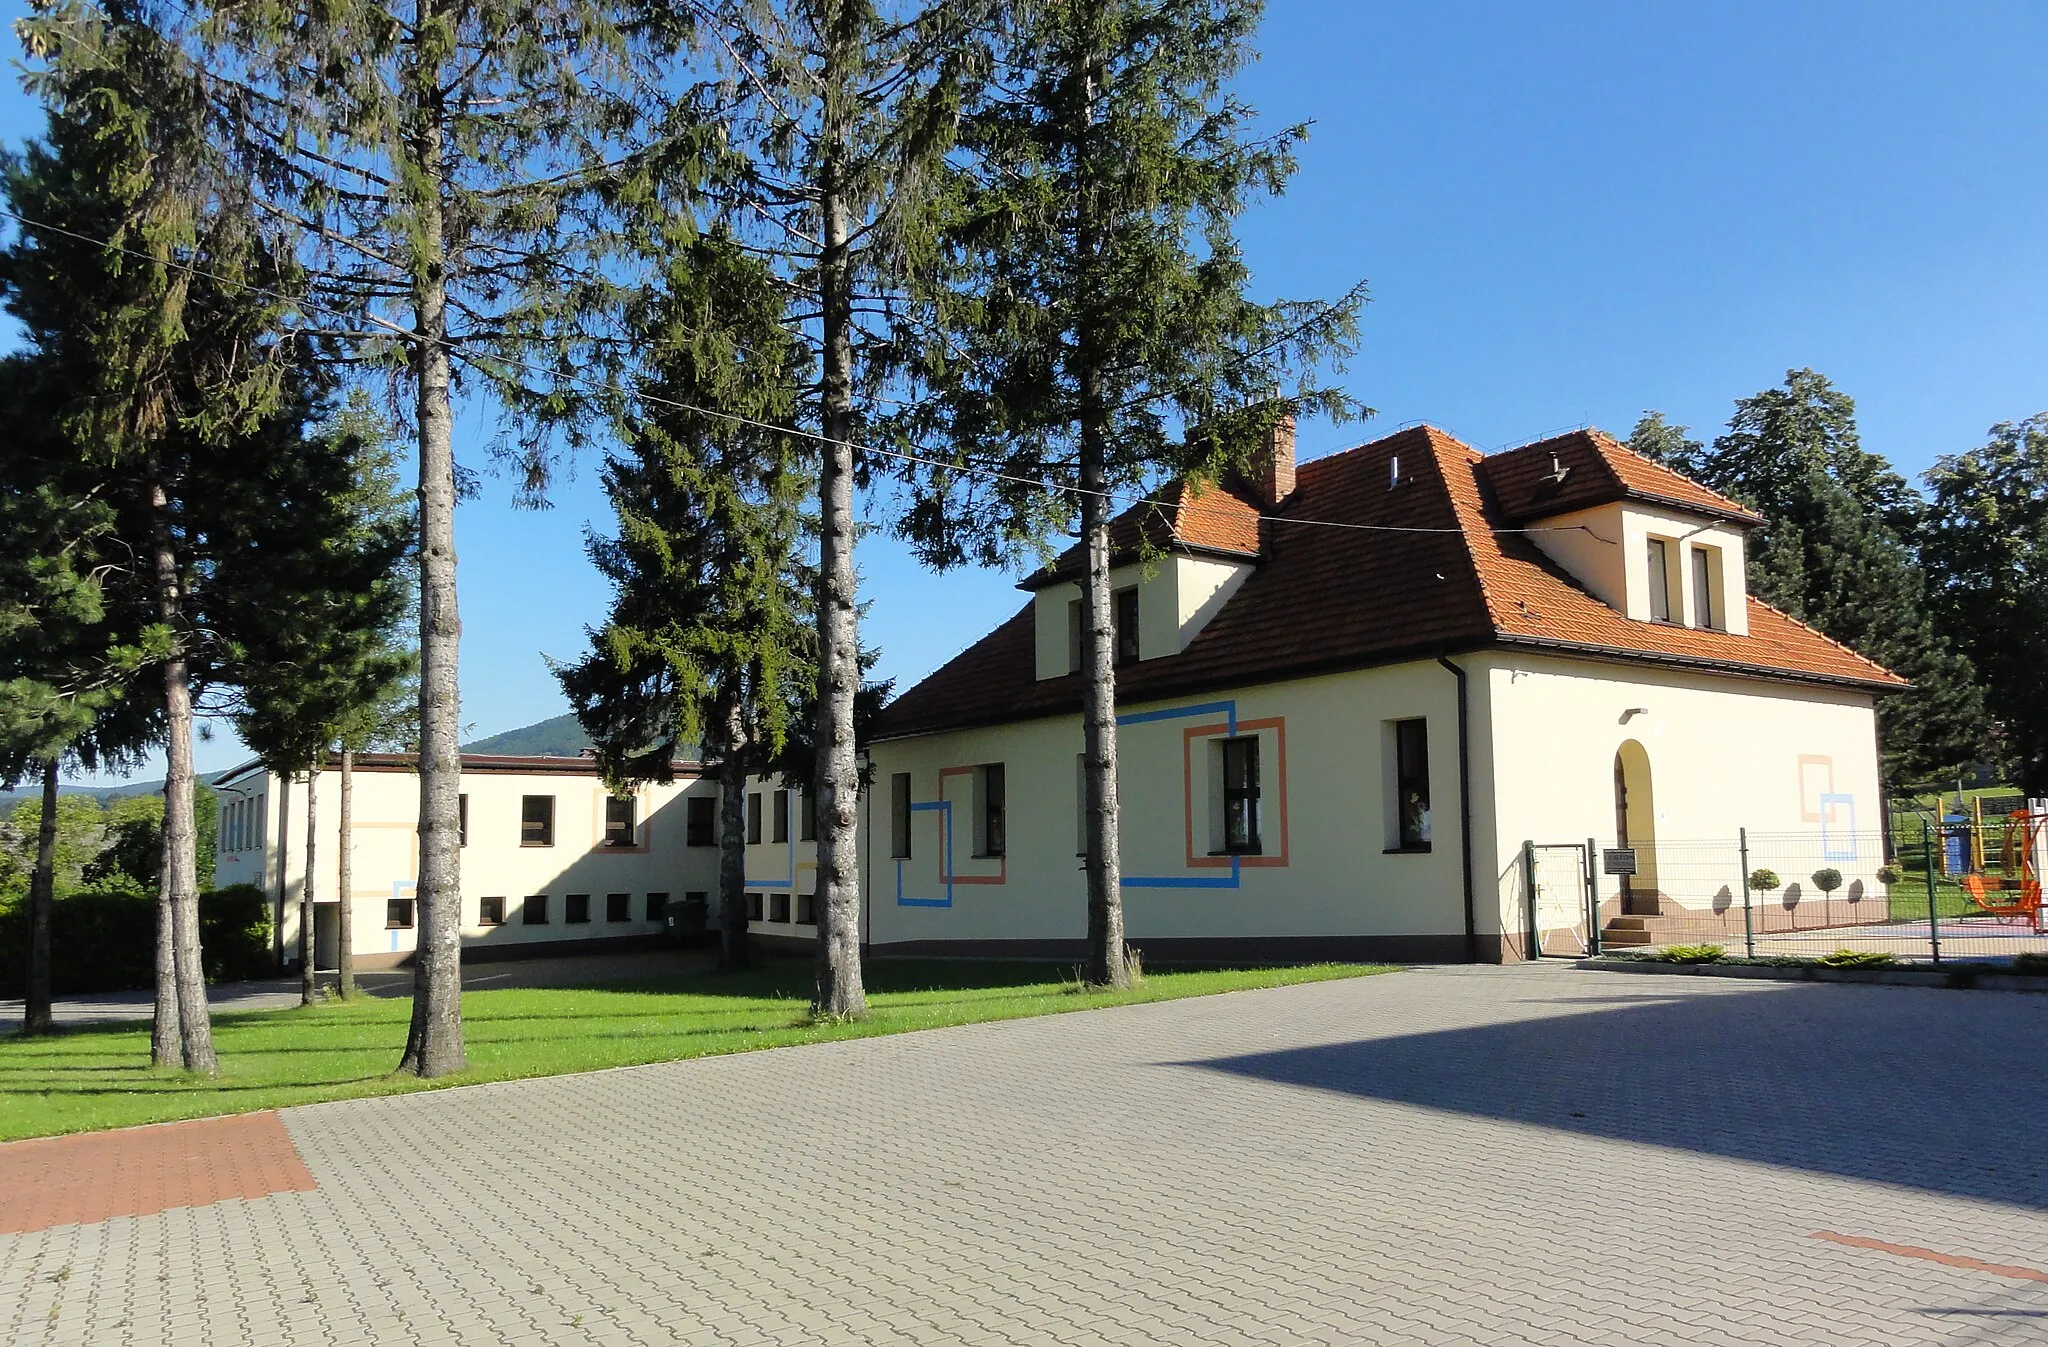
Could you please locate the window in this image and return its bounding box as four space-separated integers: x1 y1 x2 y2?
686 795 715 847
796 890 815 924
647 892 670 922
1691 544 1720 630
799 790 817 842
565 893 590 924
746 792 763 845
459 794 469 848
1076 753 1089 857
604 794 636 847
523 894 550 925
1068 598 1084 674
521 795 555 847
1114 586 1141 665
386 899 415 929
890 772 912 858
1646 538 1673 623
478 896 506 927
974 763 1006 858
1392 719 1431 851
746 892 764 922
1218 737 1262 855
606 892 631 922
770 892 791 923
772 789 790 843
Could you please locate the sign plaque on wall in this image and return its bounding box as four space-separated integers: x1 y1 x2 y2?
1602 848 1638 877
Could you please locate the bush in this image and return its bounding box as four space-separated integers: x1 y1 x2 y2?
1748 868 1781 892
1811 868 1845 894
1875 863 1904 887
1817 949 1895 968
1658 943 1726 964
0 884 273 997
2011 952 2048 976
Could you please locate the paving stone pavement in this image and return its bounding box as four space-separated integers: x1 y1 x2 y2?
6 963 2048 1345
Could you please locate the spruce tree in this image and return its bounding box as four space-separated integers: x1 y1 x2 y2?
1684 371 1989 786
897 0 1362 987
558 234 812 973
1923 415 2048 793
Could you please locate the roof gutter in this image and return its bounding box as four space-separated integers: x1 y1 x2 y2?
1486 633 1907 694
1436 655 1480 964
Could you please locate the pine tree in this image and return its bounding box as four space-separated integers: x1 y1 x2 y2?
1923 414 2048 793
695 0 998 1016
1686 370 1989 787
557 234 812 973
8 1 299 1072
192 0 699 1075
896 0 1362 987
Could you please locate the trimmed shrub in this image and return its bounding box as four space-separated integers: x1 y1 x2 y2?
1658 943 1726 964
1748 868 1781 893
0 884 273 997
1817 948 1895 968
1875 863 1904 887
1811 868 1845 895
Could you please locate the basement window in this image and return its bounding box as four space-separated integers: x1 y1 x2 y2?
478 896 505 927
386 900 415 930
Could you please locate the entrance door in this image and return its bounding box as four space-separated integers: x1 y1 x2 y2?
1613 742 1658 915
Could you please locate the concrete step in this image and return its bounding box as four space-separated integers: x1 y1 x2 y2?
1605 916 1652 931
1600 928 1655 947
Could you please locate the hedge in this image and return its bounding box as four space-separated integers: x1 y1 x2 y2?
0 884 273 997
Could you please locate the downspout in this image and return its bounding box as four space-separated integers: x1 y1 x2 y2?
1436 656 1479 963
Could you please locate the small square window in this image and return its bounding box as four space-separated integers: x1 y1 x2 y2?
747 793 763 845
746 892 764 922
772 789 790 843
604 795 636 847
521 795 555 847
523 894 550 925
796 890 816 924
770 892 791 923
686 796 715 847
565 893 590 924
606 892 631 922
647 892 670 922
386 899 415 930
478 896 506 926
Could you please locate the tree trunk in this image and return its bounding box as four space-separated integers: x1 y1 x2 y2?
273 772 290 968
1077 414 1128 988
337 747 355 998
20 758 59 1037
151 469 218 1072
809 60 868 1019
397 3 468 1077
300 768 318 1005
716 692 751 972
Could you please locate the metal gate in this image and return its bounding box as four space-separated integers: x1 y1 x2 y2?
1523 841 1595 958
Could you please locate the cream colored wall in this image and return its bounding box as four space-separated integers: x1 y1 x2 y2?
737 778 821 938
1032 554 1254 680
1476 653 1883 928
230 764 722 962
1528 502 1749 634
866 661 1471 949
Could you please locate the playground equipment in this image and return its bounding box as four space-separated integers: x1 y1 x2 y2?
1957 810 2047 932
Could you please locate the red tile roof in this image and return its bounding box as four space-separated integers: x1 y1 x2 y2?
1486 429 1764 527
1021 478 1262 589
874 426 1901 741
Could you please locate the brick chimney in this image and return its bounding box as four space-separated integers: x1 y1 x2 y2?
1258 414 1297 507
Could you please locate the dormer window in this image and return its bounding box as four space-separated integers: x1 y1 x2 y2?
1690 544 1722 630
1646 538 1674 623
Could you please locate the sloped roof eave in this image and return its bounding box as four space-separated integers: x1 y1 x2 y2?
1486 632 1909 694
1017 540 1264 591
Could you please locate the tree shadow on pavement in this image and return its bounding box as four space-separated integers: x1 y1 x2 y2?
1174 980 2048 1209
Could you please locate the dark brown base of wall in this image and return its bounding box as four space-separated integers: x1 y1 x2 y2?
347 932 675 971
865 933 1500 965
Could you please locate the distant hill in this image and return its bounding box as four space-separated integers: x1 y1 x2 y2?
461 713 593 758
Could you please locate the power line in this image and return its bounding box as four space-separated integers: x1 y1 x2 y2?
0 202 1610 542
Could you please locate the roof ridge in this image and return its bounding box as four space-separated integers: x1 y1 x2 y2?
1412 427 1519 633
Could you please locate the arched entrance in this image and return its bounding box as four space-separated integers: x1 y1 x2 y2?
1613 741 1659 915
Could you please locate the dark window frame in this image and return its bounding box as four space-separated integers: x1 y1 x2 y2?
890 772 912 859
603 794 637 848
1113 586 1141 666
606 892 631 922
746 891 764 922
521 794 555 847
523 894 550 925
1646 537 1674 623
459 793 469 848
1393 718 1432 852
478 896 506 927
769 891 791 923
386 899 416 930
1219 737 1262 856
746 792 763 845
799 790 817 842
647 892 671 922
685 795 715 847
772 788 790 844
977 763 1006 858
564 893 591 924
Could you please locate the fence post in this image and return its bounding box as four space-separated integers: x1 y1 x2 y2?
1923 819 1943 966
1585 836 1600 956
1739 827 1754 959
1523 839 1539 960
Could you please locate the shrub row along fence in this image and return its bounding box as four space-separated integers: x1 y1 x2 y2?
1522 806 2048 964
0 884 273 998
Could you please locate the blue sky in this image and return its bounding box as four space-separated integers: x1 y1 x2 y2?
6 1 2043 783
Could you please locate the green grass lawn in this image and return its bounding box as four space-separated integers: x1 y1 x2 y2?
0 959 1390 1142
